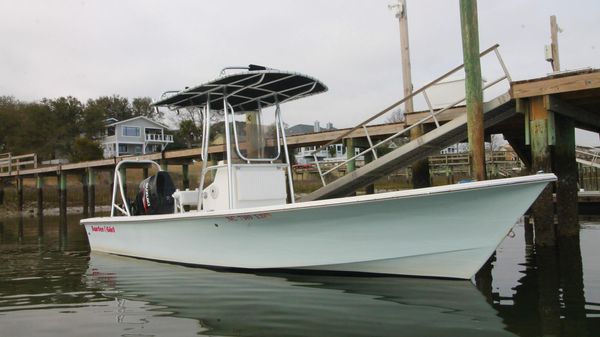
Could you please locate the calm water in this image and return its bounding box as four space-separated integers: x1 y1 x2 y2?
0 214 599 337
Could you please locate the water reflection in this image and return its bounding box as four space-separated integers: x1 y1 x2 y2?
0 214 598 337
87 253 514 337
486 223 599 337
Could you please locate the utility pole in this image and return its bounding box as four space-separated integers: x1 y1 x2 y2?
389 0 414 113
550 15 561 71
459 0 486 181
389 0 430 188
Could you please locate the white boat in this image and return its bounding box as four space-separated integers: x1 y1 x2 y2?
81 66 556 279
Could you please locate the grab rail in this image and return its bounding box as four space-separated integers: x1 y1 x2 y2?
312 44 511 186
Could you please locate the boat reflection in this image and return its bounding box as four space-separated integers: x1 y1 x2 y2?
87 252 516 337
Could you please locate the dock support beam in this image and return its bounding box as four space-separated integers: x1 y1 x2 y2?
529 96 555 246
88 168 96 217
17 176 24 212
345 138 356 196
460 0 486 182
36 175 44 218
182 164 190 190
59 171 67 225
364 150 375 195
553 114 579 236
82 172 89 218
0 179 4 205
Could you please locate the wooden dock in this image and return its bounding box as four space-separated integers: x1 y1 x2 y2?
1 69 599 234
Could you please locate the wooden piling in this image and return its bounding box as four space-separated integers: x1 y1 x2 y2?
553 114 578 236
59 171 67 224
82 172 89 218
182 164 190 190
529 96 555 246
0 179 4 205
88 168 95 217
459 0 486 181
364 150 375 195
17 176 24 212
36 175 43 218
345 138 356 173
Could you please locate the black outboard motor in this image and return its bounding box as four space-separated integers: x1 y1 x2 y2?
132 171 176 215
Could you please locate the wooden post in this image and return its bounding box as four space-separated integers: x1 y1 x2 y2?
182 164 190 190
0 179 4 205
364 150 375 194
36 175 44 218
345 138 356 173
17 176 24 212
88 168 96 217
460 0 486 181
553 114 578 236
82 172 89 218
529 96 555 246
395 0 414 113
143 167 149 179
550 15 560 72
59 171 67 225
392 0 429 188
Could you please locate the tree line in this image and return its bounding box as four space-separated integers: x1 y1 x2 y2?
0 95 167 162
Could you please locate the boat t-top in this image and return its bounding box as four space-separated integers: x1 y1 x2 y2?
81 65 555 279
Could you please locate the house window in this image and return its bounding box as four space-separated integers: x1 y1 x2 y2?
106 126 115 136
134 145 143 154
123 126 140 137
118 144 128 154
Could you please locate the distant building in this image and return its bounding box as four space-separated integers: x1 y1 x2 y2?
287 121 363 164
101 116 174 158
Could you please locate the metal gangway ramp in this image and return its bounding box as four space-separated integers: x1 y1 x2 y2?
301 45 515 202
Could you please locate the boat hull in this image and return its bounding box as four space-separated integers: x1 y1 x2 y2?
81 174 555 279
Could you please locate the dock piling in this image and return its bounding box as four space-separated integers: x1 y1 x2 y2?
59 171 67 225
82 172 89 218
88 168 95 217
36 175 43 218
182 164 190 190
529 96 555 246
553 115 579 236
17 176 24 212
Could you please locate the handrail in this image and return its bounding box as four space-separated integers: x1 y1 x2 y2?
312 44 511 186
0 152 38 174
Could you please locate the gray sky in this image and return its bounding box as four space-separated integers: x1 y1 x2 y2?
1 0 599 145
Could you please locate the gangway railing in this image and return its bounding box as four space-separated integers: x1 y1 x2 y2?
576 149 599 167
311 44 512 186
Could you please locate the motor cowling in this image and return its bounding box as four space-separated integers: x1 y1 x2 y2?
132 171 176 215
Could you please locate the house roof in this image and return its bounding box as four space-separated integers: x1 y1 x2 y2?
105 116 170 130
286 123 336 136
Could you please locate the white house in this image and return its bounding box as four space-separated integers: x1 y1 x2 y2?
101 116 174 158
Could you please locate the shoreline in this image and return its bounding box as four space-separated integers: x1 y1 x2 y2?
0 204 111 218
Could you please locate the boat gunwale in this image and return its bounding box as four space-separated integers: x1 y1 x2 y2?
81 173 556 225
